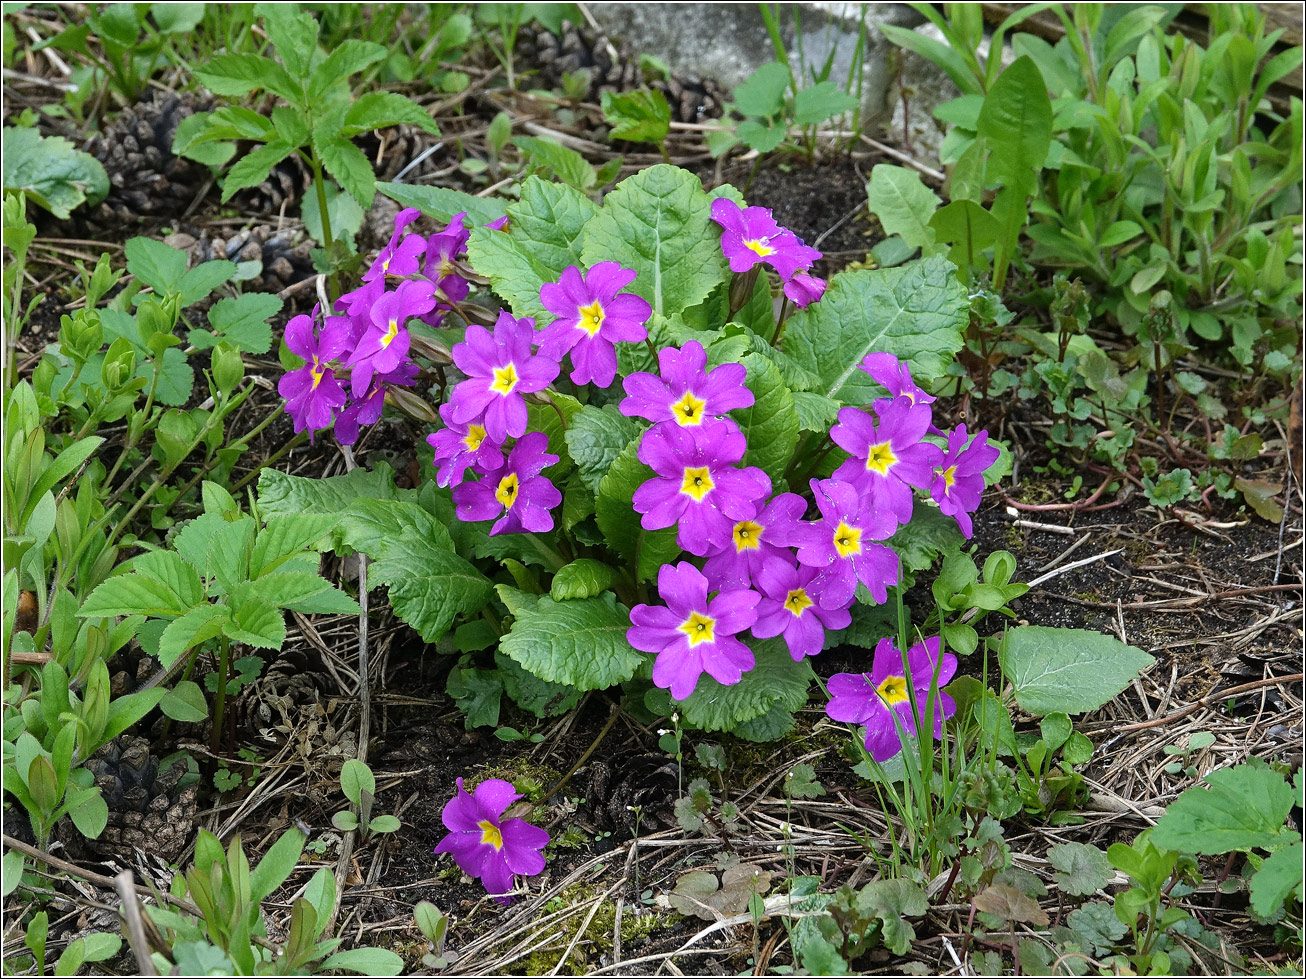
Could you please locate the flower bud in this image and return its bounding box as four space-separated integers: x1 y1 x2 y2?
101 338 136 390
211 342 245 395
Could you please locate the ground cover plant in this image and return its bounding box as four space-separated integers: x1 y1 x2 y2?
1 2 1302 976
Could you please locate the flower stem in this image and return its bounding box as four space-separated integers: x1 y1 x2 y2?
211 636 231 757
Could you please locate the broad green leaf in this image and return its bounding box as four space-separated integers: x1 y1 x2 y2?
494 650 582 717
378 182 507 227
195 53 301 101
730 353 798 485
1048 842 1112 897
929 200 1001 268
1066 901 1128 955
249 827 305 903
257 2 318 77
178 260 237 306
999 626 1154 716
320 948 404 976
1151 765 1299 855
497 590 643 690
784 258 968 405
563 404 642 493
342 92 440 137
733 61 790 118
160 679 210 722
2 127 109 219
148 348 195 408
200 293 282 353
343 500 492 642
594 439 681 582
249 514 340 577
976 56 1052 194
66 788 107 840
887 502 964 573
227 573 338 613
1250 842 1305 916
678 637 813 730
257 463 401 518
102 687 166 741
132 550 204 608
447 664 502 727
79 574 193 618
206 516 257 593
549 558 616 600
124 236 188 294
791 391 840 432
152 3 205 33
513 135 595 190
866 164 941 254
793 81 857 124
315 136 374 209
466 177 597 321
340 759 375 803
580 164 727 319
157 603 230 667
223 595 284 649
860 878 930 955
601 88 671 143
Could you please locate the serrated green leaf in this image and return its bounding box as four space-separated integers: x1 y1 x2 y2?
1066 901 1127 955
157 604 229 667
224 595 285 649
792 81 857 124
784 259 968 406
1250 841 1305 916
498 592 642 690
580 164 727 319
733 62 790 118
1048 842 1112 897
249 514 339 578
343 92 440 137
377 182 506 227
1151 765 1299 855
495 650 583 717
2 127 109 219
195 52 301 101
466 177 597 321
132 550 204 608
307 39 385 101
177 259 237 306
887 501 964 572
601 88 671 143
549 558 616 600
1000 626 1154 716
564 404 643 493
79 574 193 618
791 391 840 431
147 347 194 408
860 878 929 955
204 293 282 354
124 236 187 294
257 463 401 519
678 637 812 730
730 353 798 484
314 136 374 209
594 438 681 582
221 141 297 203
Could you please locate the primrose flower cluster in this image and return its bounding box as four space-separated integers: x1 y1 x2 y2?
278 206 488 443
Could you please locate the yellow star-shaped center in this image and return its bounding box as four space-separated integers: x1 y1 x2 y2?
680 466 714 502
784 588 813 616
462 423 487 452
942 465 957 490
833 521 862 558
478 819 504 850
495 472 520 509
490 362 519 395
744 237 775 258
671 391 707 426
678 610 717 647
732 519 763 552
577 300 606 337
876 675 909 706
866 441 898 476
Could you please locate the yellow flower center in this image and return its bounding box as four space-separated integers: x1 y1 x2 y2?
381 318 400 348
865 441 898 476
438 258 455 278
678 610 717 647
490 362 519 395
784 588 813 617
744 237 775 258
310 359 324 390
732 519 763 552
876 675 910 706
577 300 606 337
832 521 862 558
942 465 957 490
478 819 504 850
680 466 714 502
671 391 707 426
495 472 520 509
462 424 487 452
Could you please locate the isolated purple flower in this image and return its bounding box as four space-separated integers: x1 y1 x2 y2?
752 560 852 660
334 362 418 447
792 478 898 609
783 271 826 307
932 425 999 538
831 401 942 527
709 197 821 279
627 561 760 700
427 402 505 488
450 312 559 442
860 352 936 410
620 340 753 427
348 279 435 396
278 312 350 438
434 777 549 901
362 206 423 281
702 492 807 590
452 432 560 535
632 418 771 556
537 263 651 388
826 637 957 762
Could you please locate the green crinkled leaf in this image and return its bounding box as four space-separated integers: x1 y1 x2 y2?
526 393 582 472
223 595 285 649
446 665 502 728
316 136 374 209
466 177 597 320
730 352 799 485
784 259 968 406
131 551 204 608
79 573 194 618
2 126 109 219
495 650 583 717
1066 901 1127 955
157 604 229 667
594 438 680 582
601 88 671 143
1250 841 1305 917
792 391 840 432
887 501 964 572
733 702 798 742
343 500 491 642
860 878 929 956
564 404 643 493
550 558 617 600
678 637 813 731
1151 764 1299 855
497 590 643 690
865 164 941 254
258 463 401 517
999 625 1154 716
249 514 340 578
580 164 727 319
827 601 897 651
1048 842 1113 898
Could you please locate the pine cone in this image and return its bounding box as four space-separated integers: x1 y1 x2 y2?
80 90 212 232
518 21 727 123
105 639 157 699
234 647 356 773
82 736 196 863
584 753 681 838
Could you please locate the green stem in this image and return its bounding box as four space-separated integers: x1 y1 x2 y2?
173 405 284 504
211 636 231 757
230 430 308 494
307 150 340 304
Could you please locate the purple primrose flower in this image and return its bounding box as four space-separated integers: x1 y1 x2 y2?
449 312 559 443
859 352 936 410
752 560 852 660
620 340 753 428
709 198 820 279
783 271 826 308
931 425 999 538
627 561 760 700
278 311 349 438
362 206 423 281
452 432 561 535
701 492 807 590
831 400 942 527
632 418 771 556
334 361 418 447
825 637 957 762
425 211 471 310
434 777 549 901
792 478 898 609
348 278 435 396
427 402 505 488
537 263 652 388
